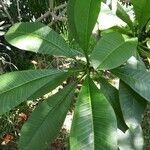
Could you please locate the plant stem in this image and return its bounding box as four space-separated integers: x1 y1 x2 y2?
84 52 90 74
16 0 21 21
36 3 67 22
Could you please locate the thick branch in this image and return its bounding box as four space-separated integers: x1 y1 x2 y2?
48 8 67 26
16 0 21 21
36 3 67 22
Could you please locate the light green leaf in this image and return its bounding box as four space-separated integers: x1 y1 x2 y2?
118 125 144 150
70 77 117 150
90 32 137 70
112 67 150 102
132 0 150 30
116 3 133 31
19 83 76 150
147 40 150 49
119 81 147 128
101 25 132 36
99 77 128 132
0 69 70 114
5 22 78 58
68 0 102 51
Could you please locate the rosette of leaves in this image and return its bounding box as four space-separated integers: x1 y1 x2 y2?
0 0 150 149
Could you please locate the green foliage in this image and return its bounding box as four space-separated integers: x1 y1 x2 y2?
132 0 150 30
112 67 150 101
70 77 117 149
90 32 137 70
0 0 150 149
0 69 70 114
98 77 128 132
19 83 76 150
5 22 79 58
67 0 102 51
116 2 133 31
119 81 147 127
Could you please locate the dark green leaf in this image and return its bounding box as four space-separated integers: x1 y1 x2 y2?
112 67 150 102
116 3 133 31
5 22 78 58
119 81 147 128
68 0 102 51
70 77 117 150
132 0 150 30
0 69 69 114
99 77 128 132
19 83 76 150
90 32 137 70
29 68 81 99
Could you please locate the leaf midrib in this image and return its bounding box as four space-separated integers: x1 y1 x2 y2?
88 79 95 149
98 40 125 67
0 71 64 96
24 84 75 149
8 31 72 57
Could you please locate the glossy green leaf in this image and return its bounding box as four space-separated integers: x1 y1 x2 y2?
90 32 137 70
116 3 133 31
132 0 150 30
99 77 128 132
5 22 78 58
19 83 76 150
0 69 69 114
118 126 144 150
112 67 150 102
119 81 147 128
29 68 81 99
70 77 117 150
68 0 102 51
